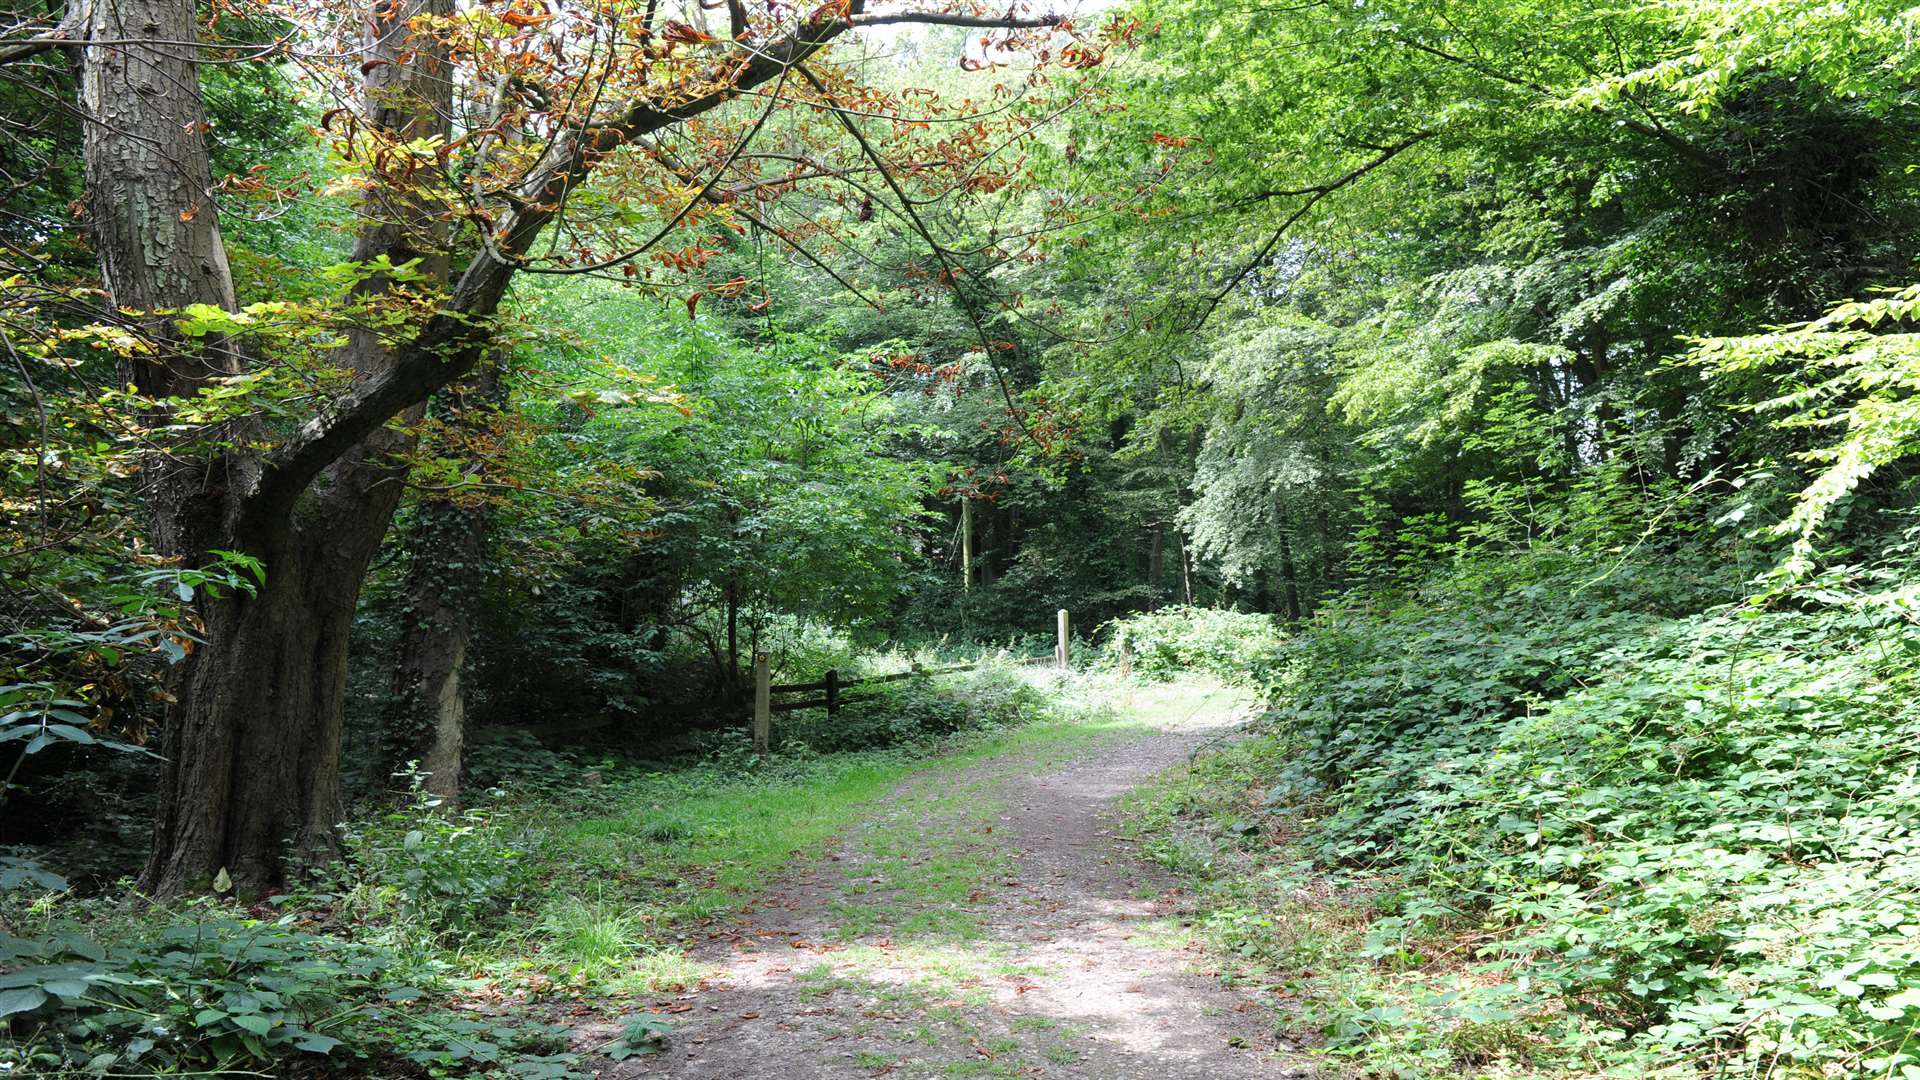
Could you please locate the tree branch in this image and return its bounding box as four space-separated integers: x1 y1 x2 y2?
245 1 1067 520
1193 130 1433 332
1396 36 1721 170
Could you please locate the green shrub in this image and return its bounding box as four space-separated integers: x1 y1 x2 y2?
0 918 374 1074
778 665 1048 753
1233 548 1920 1074
1101 605 1285 683
335 774 532 945
0 913 585 1077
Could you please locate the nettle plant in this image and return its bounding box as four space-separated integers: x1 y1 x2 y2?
334 771 532 944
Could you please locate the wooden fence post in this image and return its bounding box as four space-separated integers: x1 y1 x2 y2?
825 669 840 715
1118 637 1133 679
753 651 770 755
960 497 973 593
1056 608 1070 670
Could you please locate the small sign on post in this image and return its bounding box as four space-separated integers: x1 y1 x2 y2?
752 651 771 755
1056 608 1070 670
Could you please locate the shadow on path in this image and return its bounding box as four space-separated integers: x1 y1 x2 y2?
581 680 1316 1079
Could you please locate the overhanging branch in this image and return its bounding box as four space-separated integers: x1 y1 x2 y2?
245 1 1070 520
1192 130 1433 332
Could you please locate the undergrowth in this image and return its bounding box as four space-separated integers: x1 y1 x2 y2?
1099 605 1285 684
1132 543 1920 1078
1 661 1086 1077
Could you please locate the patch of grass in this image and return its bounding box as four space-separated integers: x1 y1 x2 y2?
1040 1042 1082 1065
536 898 646 971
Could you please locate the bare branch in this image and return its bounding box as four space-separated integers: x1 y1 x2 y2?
1194 130 1433 332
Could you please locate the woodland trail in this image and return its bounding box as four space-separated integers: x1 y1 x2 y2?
581 681 1318 1079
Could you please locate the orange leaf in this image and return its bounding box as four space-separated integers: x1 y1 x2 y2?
501 7 550 27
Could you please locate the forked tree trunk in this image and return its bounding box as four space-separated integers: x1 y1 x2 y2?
143 461 403 894
76 0 966 898
79 0 455 896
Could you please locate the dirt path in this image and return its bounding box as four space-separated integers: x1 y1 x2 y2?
585 681 1316 1079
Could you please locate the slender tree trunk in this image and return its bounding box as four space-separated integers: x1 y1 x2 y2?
388 513 475 801
384 369 501 802
1180 535 1194 605
1147 523 1165 607
1278 528 1303 621
725 578 740 692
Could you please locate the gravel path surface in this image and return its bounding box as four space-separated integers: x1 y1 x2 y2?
582 682 1317 1079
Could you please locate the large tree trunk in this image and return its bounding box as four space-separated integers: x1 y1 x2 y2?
77 0 245 560
142 466 402 894
79 0 455 895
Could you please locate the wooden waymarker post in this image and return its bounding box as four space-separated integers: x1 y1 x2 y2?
825 669 840 716
1118 638 1133 679
1056 608 1070 670
753 651 771 755
960 497 973 593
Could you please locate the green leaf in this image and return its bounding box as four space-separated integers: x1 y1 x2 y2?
231 1013 274 1036
40 977 91 998
294 1032 343 1054
0 987 47 1017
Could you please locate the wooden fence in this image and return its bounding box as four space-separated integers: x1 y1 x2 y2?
750 608 1075 754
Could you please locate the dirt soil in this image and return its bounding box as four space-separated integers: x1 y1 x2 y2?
579 684 1318 1079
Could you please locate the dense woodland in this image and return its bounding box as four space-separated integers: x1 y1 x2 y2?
4 0 1920 1075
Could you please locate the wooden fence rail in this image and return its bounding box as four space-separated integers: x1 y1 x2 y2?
751 608 1073 754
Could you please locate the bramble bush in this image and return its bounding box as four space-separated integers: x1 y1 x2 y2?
1099 605 1285 684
